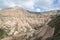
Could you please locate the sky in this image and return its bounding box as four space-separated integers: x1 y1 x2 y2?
0 0 60 12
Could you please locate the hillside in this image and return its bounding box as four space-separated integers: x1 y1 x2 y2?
0 6 59 40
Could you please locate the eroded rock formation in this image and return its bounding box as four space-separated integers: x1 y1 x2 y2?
0 6 59 40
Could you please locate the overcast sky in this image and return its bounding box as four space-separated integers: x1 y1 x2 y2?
0 0 60 12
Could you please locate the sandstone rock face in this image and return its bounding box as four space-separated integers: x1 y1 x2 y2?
0 7 57 40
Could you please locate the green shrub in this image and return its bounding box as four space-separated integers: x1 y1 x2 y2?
0 28 5 39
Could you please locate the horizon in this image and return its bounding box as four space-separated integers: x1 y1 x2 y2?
0 0 60 12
